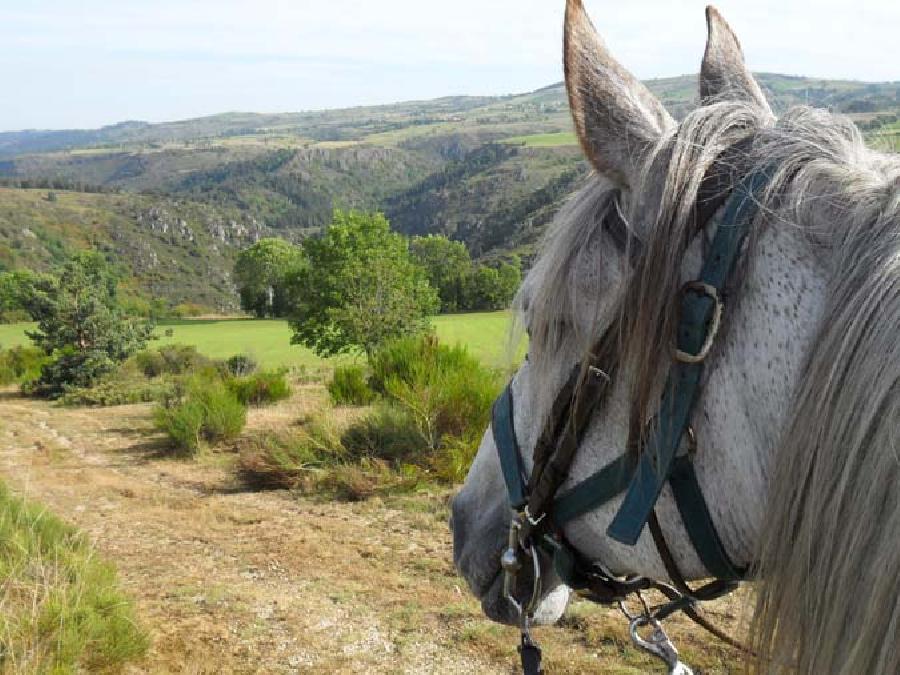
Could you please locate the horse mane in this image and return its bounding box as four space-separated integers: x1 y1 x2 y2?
748 109 900 673
519 101 900 672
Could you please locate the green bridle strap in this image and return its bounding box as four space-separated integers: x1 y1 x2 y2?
606 166 774 546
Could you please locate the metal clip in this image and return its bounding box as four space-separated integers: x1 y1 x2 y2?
524 505 546 527
629 616 694 674
501 515 543 622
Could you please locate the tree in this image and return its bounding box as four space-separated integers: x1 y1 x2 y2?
0 269 54 322
409 235 473 312
287 210 439 357
234 238 305 318
28 252 153 397
462 257 522 311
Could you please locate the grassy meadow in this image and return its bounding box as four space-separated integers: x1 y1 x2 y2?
0 310 522 371
505 131 578 147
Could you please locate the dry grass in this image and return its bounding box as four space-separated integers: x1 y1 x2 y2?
0 386 750 672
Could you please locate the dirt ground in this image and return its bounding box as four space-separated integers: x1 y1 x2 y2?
0 388 748 673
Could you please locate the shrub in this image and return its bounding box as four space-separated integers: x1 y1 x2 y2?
59 375 174 407
154 375 247 454
0 308 31 324
133 344 211 378
367 334 474 396
171 302 207 318
225 354 258 377
228 370 291 406
154 399 205 453
0 346 48 386
341 404 428 464
328 365 375 405
367 335 502 474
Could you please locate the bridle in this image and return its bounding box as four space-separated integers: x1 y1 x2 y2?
491 139 771 673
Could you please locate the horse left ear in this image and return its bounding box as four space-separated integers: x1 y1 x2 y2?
700 6 773 114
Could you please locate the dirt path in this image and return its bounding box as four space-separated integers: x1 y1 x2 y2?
0 391 745 674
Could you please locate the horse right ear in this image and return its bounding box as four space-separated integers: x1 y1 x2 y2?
564 0 674 188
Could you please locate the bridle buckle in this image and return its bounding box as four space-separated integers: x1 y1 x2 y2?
674 281 723 364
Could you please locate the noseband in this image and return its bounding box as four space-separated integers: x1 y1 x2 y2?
491 143 771 673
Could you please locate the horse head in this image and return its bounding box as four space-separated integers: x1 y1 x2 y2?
451 3 900 673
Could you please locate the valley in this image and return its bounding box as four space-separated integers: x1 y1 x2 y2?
0 74 896 311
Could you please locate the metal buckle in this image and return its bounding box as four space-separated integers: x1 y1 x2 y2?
674 281 723 364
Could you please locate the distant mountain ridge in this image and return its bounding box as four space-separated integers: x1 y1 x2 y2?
1 73 897 156
0 73 896 311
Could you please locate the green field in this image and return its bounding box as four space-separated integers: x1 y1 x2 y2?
0 311 522 371
504 131 578 147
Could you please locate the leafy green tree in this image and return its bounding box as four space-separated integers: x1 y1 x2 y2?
0 269 55 322
28 252 153 397
234 238 305 317
288 210 439 357
409 235 473 312
462 257 522 311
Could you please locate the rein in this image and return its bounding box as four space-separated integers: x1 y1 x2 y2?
491 145 770 673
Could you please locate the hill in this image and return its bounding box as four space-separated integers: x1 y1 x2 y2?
0 188 265 311
0 73 896 309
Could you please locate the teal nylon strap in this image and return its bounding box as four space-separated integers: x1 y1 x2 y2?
668 456 746 580
607 167 773 546
551 454 635 525
491 383 528 510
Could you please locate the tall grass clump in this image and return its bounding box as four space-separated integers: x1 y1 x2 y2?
328 364 375 405
0 481 148 672
228 370 291 406
154 373 247 454
237 413 344 490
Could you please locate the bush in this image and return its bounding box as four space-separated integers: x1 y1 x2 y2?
154 375 247 454
155 399 205 453
0 308 31 324
367 334 474 395
365 335 502 481
59 375 174 407
228 370 291 406
171 302 207 318
340 404 428 464
0 346 48 386
133 344 212 378
328 365 375 405
225 354 258 377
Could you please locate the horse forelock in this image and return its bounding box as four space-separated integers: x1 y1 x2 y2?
518 98 900 672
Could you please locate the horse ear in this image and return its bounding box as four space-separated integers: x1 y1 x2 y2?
564 0 674 187
700 6 773 114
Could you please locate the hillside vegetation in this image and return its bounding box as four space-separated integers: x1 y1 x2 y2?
0 74 896 308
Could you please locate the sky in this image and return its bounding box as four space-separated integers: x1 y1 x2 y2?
1 0 897 132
